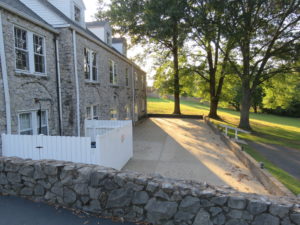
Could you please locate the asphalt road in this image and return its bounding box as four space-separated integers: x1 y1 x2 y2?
0 196 136 225
248 141 300 180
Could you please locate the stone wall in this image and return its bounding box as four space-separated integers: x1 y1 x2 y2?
0 157 299 225
57 28 147 136
0 10 60 137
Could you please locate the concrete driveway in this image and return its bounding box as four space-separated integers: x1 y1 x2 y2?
123 118 268 195
0 196 135 225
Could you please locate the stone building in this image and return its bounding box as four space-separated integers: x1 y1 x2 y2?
0 0 147 146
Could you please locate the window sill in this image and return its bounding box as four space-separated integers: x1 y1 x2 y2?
109 84 120 88
85 80 100 85
15 70 48 78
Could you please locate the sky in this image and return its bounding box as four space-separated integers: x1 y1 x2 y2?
83 0 100 22
83 0 155 86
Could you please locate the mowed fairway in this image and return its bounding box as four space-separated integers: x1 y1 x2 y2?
147 97 300 194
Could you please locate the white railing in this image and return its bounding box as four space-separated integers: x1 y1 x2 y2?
2 120 133 170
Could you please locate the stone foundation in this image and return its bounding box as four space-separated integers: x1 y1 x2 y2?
0 157 299 225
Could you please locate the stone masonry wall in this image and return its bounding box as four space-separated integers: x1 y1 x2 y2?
0 10 60 153
0 157 299 225
57 28 147 136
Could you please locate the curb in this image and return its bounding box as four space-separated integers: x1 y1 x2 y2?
148 114 203 119
203 116 294 197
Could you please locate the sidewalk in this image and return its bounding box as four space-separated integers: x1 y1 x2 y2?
0 196 135 225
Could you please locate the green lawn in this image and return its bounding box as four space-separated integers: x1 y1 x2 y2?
148 97 300 150
148 97 300 194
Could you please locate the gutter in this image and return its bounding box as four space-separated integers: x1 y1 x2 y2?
131 65 136 125
0 12 11 134
72 29 81 136
0 2 58 34
54 36 63 135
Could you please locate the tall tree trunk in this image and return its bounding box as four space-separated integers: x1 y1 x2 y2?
172 23 181 115
208 98 219 119
239 82 252 130
253 105 258 113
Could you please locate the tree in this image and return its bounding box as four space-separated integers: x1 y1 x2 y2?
262 71 300 116
97 0 188 114
221 0 300 130
185 0 234 119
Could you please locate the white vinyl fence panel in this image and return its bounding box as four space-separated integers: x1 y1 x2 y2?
2 134 99 165
96 121 133 170
2 120 133 170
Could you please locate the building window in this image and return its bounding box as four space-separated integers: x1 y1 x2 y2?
33 34 45 73
84 48 98 82
86 105 99 120
37 111 48 135
110 109 118 120
74 5 81 23
14 27 29 71
106 31 111 45
125 105 131 120
18 110 48 135
14 27 46 75
142 100 146 112
19 113 33 135
109 60 117 85
125 68 129 87
135 72 138 87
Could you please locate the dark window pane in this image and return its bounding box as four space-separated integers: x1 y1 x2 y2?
16 49 29 70
14 27 27 49
84 48 90 79
74 6 81 22
34 54 45 73
92 67 97 81
33 35 44 54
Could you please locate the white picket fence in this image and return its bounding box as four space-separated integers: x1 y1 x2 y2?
2 120 133 170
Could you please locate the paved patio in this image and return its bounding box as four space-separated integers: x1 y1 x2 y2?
123 118 269 195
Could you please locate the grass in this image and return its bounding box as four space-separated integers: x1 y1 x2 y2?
148 97 300 194
148 97 300 150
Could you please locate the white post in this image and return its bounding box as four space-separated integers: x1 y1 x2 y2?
235 129 238 140
225 127 228 136
72 30 80 136
0 13 11 134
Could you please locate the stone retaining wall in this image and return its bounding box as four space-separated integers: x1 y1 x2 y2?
0 157 299 225
203 116 294 197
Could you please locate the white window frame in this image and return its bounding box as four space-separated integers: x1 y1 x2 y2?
86 104 99 120
18 110 49 135
14 25 47 76
84 48 98 82
109 60 117 85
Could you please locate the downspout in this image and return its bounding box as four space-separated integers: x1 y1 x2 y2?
72 29 80 136
131 64 135 125
54 36 62 135
0 12 11 134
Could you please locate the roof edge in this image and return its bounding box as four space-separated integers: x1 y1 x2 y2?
0 1 59 34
